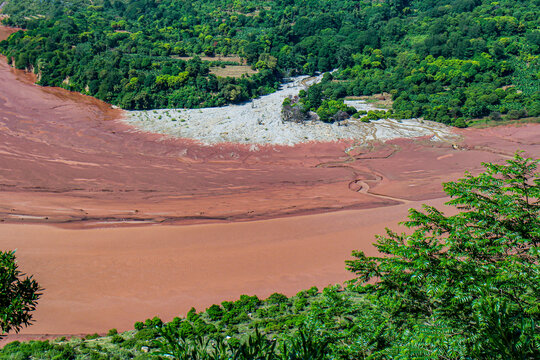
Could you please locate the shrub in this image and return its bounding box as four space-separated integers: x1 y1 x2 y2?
144 316 162 328
527 102 540 117
306 286 319 297
134 328 156 341
489 111 503 121
315 99 352 122
110 334 124 344
294 297 308 312
206 304 224 321
221 301 234 311
0 251 42 338
282 95 309 123
186 307 199 322
347 153 540 358
266 293 288 305
454 117 468 128
120 338 137 349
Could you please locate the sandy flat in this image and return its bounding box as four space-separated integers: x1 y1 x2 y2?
126 75 456 145
1 197 452 336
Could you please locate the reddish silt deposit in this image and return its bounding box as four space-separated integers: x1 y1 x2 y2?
1 26 540 341
2 55 537 225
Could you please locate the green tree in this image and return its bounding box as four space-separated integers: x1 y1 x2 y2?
347 153 540 358
0 250 42 339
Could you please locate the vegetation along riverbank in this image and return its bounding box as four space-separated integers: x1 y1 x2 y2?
1 0 538 127
1 154 538 359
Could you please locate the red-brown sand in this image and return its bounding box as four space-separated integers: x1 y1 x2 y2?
1 198 452 337
1 26 540 343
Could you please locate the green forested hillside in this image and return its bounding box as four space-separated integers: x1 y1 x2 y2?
0 154 538 358
1 0 539 125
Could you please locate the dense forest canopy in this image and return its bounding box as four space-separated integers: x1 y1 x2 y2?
1 0 539 126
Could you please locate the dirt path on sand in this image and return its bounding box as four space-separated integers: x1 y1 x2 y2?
1 25 540 341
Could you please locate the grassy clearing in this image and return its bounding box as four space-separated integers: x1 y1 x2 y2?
468 116 540 128
172 55 244 64
210 65 258 78
345 93 393 109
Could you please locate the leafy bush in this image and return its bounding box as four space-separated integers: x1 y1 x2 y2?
266 293 288 305
206 305 224 321
134 329 157 342
110 334 124 344
347 153 540 358
0 251 41 338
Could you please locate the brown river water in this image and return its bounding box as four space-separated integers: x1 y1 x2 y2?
1 26 539 340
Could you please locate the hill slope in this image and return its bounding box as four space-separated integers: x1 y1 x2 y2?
0 0 538 126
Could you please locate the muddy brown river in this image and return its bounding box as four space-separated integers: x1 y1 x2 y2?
1 26 539 340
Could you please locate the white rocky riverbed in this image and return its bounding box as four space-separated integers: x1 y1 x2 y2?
124 75 457 146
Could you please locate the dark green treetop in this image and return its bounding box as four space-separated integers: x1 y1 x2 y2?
0 250 42 339
347 153 539 358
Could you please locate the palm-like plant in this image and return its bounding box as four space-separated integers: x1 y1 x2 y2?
281 326 330 360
